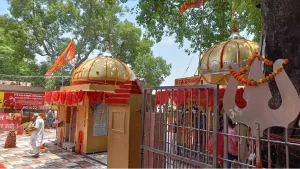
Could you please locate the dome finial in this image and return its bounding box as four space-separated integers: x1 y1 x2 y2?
228 0 241 39
232 20 239 33
103 50 113 58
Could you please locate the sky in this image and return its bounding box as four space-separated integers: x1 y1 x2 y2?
0 1 250 86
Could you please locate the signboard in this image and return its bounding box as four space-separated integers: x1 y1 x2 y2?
0 92 4 108
93 103 108 136
175 77 200 86
0 92 44 110
51 103 58 110
0 113 20 131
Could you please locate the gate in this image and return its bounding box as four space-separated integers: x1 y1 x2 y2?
140 84 220 168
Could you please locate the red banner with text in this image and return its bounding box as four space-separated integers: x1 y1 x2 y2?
0 92 44 110
0 113 21 132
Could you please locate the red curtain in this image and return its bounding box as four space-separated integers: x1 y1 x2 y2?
66 91 73 106
51 91 60 102
156 91 171 105
87 92 104 103
60 91 67 104
73 90 85 104
155 87 247 108
45 92 52 103
172 89 188 105
45 91 114 105
171 88 215 107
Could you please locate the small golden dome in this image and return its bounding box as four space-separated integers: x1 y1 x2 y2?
71 56 136 85
199 32 260 73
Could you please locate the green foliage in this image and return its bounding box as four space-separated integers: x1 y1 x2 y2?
0 15 35 75
133 0 262 55
0 14 71 89
8 0 78 61
112 21 172 86
6 0 171 87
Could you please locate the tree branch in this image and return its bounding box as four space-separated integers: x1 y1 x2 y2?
41 41 54 60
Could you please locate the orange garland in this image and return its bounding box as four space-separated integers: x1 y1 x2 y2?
228 52 288 86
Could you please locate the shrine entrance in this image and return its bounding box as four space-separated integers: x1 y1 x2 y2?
140 84 220 168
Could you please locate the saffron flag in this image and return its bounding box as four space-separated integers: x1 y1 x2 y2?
45 39 75 76
179 0 205 18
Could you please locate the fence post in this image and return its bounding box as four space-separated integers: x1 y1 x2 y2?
212 85 219 167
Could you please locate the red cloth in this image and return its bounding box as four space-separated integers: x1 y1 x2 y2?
208 133 224 167
51 91 60 102
73 90 85 103
155 87 247 108
45 92 52 103
156 91 171 105
60 91 67 104
66 91 73 106
87 92 104 103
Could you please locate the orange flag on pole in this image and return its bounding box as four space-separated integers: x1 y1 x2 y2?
179 0 205 19
45 39 75 76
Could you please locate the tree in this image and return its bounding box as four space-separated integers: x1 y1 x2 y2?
8 0 121 64
7 0 171 86
133 40 172 86
111 20 171 86
260 1 300 167
134 0 300 167
131 0 261 55
0 15 35 75
0 14 72 89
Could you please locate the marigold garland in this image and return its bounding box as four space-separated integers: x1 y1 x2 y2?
228 52 288 86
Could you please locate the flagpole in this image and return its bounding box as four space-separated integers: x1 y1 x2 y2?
197 3 205 75
61 65 64 87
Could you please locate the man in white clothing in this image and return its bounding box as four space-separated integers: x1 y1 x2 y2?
29 113 44 158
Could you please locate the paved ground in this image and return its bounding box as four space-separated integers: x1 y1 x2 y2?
0 129 107 169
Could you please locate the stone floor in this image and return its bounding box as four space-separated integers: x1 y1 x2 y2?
0 129 108 169
87 152 107 164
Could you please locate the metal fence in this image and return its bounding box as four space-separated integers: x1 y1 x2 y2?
140 84 219 168
140 84 300 168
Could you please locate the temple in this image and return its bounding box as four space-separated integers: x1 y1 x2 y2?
45 56 144 168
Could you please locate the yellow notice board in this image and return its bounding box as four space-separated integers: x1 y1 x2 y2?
51 103 58 110
0 92 4 108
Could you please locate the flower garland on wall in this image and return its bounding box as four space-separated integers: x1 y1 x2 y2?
228 52 288 86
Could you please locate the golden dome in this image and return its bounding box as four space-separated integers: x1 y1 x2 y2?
71 56 136 85
199 32 260 73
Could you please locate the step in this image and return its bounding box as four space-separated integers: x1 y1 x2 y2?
121 81 137 85
108 93 131 98
119 84 140 90
105 98 129 104
115 89 141 94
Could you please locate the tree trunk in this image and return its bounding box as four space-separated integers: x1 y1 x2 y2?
260 0 300 167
